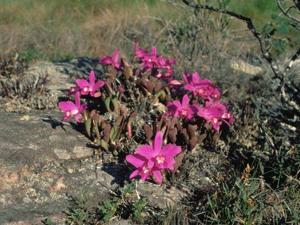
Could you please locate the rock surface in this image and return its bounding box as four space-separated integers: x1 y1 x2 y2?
0 111 185 224
230 59 265 76
1 58 104 112
0 111 114 224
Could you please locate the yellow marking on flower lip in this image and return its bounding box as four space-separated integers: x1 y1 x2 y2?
222 113 230 119
197 88 204 94
142 166 150 174
212 118 219 124
213 93 219 98
156 155 165 164
71 109 79 115
180 108 190 117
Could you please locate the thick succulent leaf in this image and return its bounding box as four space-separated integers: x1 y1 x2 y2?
99 139 109 151
84 118 92 138
104 96 112 112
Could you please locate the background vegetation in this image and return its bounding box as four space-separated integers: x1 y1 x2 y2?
0 0 290 61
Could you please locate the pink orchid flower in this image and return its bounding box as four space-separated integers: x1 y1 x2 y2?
100 49 121 70
196 101 234 131
58 92 87 123
134 43 176 79
139 46 159 70
167 94 195 119
75 71 105 97
183 72 221 100
126 131 181 184
155 58 176 79
134 42 148 58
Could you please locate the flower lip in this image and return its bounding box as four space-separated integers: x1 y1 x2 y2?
156 155 165 164
75 71 105 97
166 94 194 119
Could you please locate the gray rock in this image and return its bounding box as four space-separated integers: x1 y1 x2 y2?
0 57 105 112
0 111 113 224
230 59 265 75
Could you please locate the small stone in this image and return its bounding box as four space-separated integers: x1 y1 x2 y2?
6 172 20 185
19 115 30 121
49 177 66 192
136 181 186 208
230 59 265 76
72 146 93 159
67 168 74 174
54 148 71 160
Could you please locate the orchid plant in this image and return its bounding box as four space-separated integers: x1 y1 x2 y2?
57 44 234 184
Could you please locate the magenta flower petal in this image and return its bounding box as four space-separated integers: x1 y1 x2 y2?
147 158 155 169
181 94 190 107
129 169 140 179
163 144 182 158
100 49 120 69
76 79 89 89
112 49 120 67
58 101 76 111
151 47 157 57
89 71 96 85
192 72 201 83
153 131 163 153
164 158 176 170
74 113 82 123
126 154 145 168
74 92 81 107
152 170 163 184
172 100 182 108
135 145 156 159
95 80 105 89
140 172 150 181
100 56 112 64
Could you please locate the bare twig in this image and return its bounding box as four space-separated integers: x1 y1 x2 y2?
276 0 300 26
181 0 283 80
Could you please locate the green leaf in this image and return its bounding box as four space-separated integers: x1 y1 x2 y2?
92 119 101 139
84 118 92 138
98 139 108 151
110 126 119 142
111 97 120 113
104 96 112 112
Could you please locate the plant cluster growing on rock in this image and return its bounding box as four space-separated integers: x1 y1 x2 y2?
58 44 234 184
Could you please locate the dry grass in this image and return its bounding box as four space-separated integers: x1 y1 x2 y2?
0 0 185 60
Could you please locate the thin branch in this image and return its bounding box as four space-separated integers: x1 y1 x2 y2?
276 0 300 27
181 0 282 80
